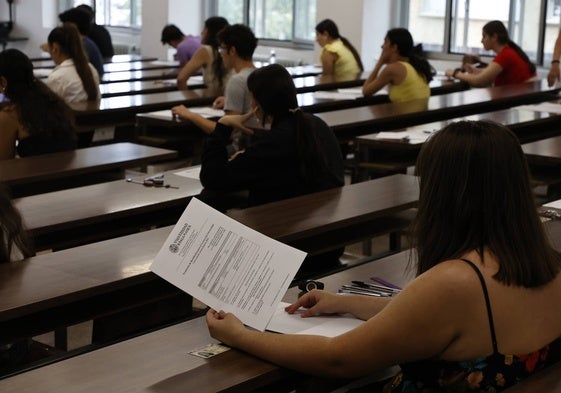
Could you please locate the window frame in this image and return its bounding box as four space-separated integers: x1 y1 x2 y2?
58 0 142 31
206 0 316 49
401 0 554 66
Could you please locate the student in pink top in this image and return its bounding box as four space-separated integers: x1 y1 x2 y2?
446 20 536 87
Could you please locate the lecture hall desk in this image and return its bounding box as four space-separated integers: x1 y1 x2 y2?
30 53 157 68
316 79 560 142
3 244 560 392
353 105 561 180
0 142 178 197
0 175 418 349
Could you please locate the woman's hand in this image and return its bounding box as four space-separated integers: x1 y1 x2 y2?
284 290 344 317
217 108 258 134
212 96 225 109
206 309 246 346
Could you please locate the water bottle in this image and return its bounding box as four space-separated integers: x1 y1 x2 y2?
269 49 276 64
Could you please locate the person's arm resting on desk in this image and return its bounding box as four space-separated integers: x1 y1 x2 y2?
362 60 400 96
448 62 501 87
207 261 474 378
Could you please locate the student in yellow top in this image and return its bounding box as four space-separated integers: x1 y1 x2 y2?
362 28 433 103
315 19 363 77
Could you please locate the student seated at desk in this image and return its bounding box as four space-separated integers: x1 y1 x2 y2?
176 17 231 92
315 19 363 77
0 50 76 160
362 28 433 103
207 120 561 393
45 23 100 103
172 24 257 140
0 185 34 372
445 20 536 87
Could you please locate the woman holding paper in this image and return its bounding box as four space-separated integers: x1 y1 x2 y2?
362 28 433 103
207 120 561 392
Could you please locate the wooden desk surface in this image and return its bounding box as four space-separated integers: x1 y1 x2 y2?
31 54 157 67
100 77 205 98
0 227 172 342
317 80 558 141
0 143 177 187
0 251 410 393
71 89 219 129
100 68 180 84
522 135 561 165
15 169 203 249
227 174 418 249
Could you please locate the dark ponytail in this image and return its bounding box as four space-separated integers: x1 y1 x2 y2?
48 23 98 101
387 28 433 82
316 19 363 72
483 20 536 75
204 17 230 90
247 64 330 189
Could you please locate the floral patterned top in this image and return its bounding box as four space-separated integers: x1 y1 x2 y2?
385 259 561 393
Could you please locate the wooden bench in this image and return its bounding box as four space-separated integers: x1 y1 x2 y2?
0 143 178 197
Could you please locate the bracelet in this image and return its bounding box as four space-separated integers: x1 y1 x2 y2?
552 60 560 64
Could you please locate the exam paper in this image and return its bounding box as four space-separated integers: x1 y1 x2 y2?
543 199 561 209
174 166 201 180
151 198 307 331
189 106 225 118
375 128 435 144
267 302 363 337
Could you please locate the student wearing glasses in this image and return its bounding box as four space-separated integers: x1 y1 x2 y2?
172 24 257 135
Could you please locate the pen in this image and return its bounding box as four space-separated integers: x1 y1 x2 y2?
341 285 393 297
370 276 402 290
338 288 388 297
351 281 400 294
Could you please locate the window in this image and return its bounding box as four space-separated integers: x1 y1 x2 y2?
58 0 141 28
403 0 559 65
209 0 317 46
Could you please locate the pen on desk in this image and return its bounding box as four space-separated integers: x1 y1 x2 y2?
338 288 388 297
341 285 393 297
351 281 400 294
370 276 402 290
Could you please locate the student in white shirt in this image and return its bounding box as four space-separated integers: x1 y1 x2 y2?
45 23 100 103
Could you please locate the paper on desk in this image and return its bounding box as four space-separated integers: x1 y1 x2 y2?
517 102 561 115
543 199 561 209
140 109 176 121
375 128 435 144
33 68 51 78
189 106 225 118
313 91 361 100
150 60 180 66
187 75 204 85
174 166 201 180
267 302 363 337
150 198 307 331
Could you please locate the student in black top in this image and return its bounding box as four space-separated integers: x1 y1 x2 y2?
200 63 344 207
77 4 115 60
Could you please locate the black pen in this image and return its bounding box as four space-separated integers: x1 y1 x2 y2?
338 288 388 297
352 281 400 294
341 285 393 297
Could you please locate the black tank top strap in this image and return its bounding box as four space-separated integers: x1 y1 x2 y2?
459 258 499 354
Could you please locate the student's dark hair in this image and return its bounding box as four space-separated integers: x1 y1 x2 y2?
204 17 229 89
48 23 98 100
59 7 92 35
412 120 561 287
217 24 257 61
386 28 433 82
0 49 76 141
76 4 95 20
0 185 34 263
483 20 536 74
160 24 184 45
247 64 331 189
315 19 364 72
